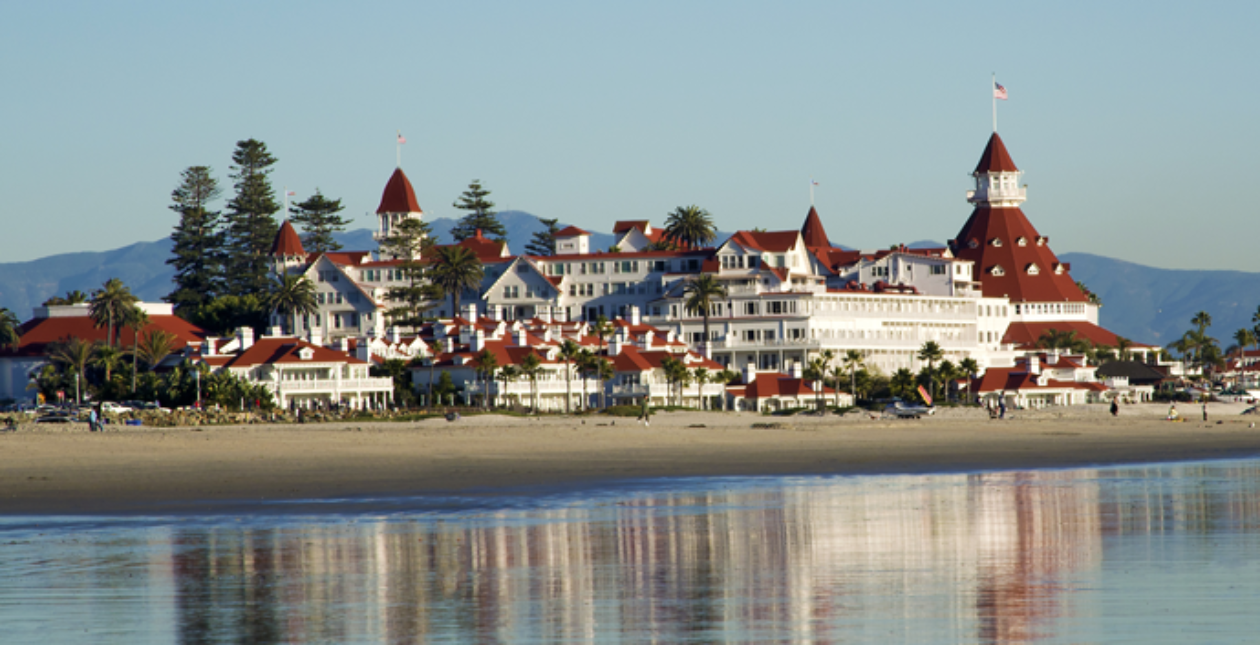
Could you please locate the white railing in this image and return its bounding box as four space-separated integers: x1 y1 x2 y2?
275 377 395 392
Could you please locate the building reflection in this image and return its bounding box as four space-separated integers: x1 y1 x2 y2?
161 463 1260 643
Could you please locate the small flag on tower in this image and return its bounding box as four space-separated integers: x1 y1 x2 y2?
397 132 407 145
286 190 296 196
993 81 1008 100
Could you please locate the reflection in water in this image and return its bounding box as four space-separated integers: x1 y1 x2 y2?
3 460 1260 643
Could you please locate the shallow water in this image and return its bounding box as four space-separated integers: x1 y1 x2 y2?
3 460 1260 643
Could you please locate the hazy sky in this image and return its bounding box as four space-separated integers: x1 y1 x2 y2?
3 1 1257 271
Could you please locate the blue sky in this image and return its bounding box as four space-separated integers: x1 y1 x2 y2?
3 1 1257 270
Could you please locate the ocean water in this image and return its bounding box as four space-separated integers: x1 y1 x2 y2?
3 459 1260 644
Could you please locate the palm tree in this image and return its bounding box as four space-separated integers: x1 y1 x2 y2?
430 245 485 318
713 369 739 411
50 337 96 403
123 306 149 394
268 274 318 334
93 341 123 382
519 352 543 412
1233 328 1257 385
576 349 595 411
1115 336 1134 361
936 360 958 403
890 368 916 401
135 329 177 372
842 350 865 403
828 364 846 407
1192 311 1213 335
0 307 21 350
497 365 520 408
804 357 826 411
693 367 710 410
917 340 945 400
683 274 728 358
559 339 581 414
473 348 498 410
89 278 138 348
662 205 717 250
1037 328 1090 353
959 357 980 403
593 358 615 410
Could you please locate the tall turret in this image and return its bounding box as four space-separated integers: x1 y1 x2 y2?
374 167 424 256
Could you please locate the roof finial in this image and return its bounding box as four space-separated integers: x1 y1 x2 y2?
396 131 406 168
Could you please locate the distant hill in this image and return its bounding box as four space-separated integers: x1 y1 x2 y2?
4 216 1256 349
1060 252 1260 347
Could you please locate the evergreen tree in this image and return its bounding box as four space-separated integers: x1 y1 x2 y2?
525 217 561 256
222 139 280 296
450 180 505 241
166 166 225 310
380 218 437 330
290 189 350 253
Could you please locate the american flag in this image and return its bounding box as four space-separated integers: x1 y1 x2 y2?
993 82 1008 100
397 132 407 145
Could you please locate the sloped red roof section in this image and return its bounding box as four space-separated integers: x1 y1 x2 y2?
728 230 798 253
951 206 1086 303
554 225 589 237
974 132 1019 174
225 337 368 368
800 206 831 249
8 313 207 358
271 220 307 257
1002 320 1152 350
376 167 422 214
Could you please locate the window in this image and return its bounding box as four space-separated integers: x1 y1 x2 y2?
651 260 668 272
503 285 519 299
931 265 947 275
989 238 1003 247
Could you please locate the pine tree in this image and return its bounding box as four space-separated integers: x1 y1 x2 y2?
166 166 224 310
290 189 349 254
222 139 280 296
450 180 505 242
380 218 438 330
525 217 561 256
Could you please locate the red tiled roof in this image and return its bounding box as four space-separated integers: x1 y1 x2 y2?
971 366 1106 394
1003 321 1152 350
612 220 650 234
736 373 834 399
951 206 1086 303
319 251 373 266
376 167 422 214
271 220 307 257
554 225 589 237
728 230 798 253
449 230 508 261
800 206 830 250
974 132 1019 174
224 337 367 368
8 312 207 358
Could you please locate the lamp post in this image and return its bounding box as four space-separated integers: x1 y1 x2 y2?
194 369 201 409
74 372 80 406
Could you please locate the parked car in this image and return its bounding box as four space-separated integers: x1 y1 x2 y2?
101 402 133 414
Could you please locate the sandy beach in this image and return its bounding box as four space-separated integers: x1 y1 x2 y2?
3 402 1258 515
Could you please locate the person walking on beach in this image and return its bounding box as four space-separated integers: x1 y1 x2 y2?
998 395 1007 420
1110 399 1119 417
1202 401 1208 422
88 406 98 432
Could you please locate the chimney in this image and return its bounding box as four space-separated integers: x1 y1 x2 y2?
461 302 478 321
489 304 502 321
337 337 350 353
539 307 552 323
472 328 486 352
307 327 321 348
744 361 757 384
268 325 283 337
554 307 568 322
355 337 372 363
790 360 802 379
237 326 255 350
388 326 402 344
443 337 456 354
628 305 641 326
609 330 625 356
514 328 529 347
642 329 655 349
204 337 217 356
1027 355 1041 375
1048 349 1060 364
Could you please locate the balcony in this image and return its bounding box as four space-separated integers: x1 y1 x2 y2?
273 377 395 393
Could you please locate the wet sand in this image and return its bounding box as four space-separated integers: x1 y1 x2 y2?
3 403 1258 515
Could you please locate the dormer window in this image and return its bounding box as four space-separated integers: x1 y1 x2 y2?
299 347 315 360
1054 264 1065 275
1036 236 1047 246
968 238 979 249
990 265 1005 276
989 238 1003 247
1026 263 1041 275
1016 237 1028 247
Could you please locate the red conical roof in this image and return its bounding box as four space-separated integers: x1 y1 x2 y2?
800 206 831 249
952 206 1085 303
974 132 1019 174
270 220 307 257
376 167 422 214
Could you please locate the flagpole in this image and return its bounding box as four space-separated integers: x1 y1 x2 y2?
992 72 997 133
809 178 815 207
284 186 290 221
396 130 402 167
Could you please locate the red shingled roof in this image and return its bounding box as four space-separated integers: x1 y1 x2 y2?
554 225 589 237
224 337 368 368
974 132 1019 174
613 220 650 234
376 167 422 214
951 206 1086 303
7 311 207 358
271 220 306 257
1003 321 1152 350
800 206 830 250
728 230 798 253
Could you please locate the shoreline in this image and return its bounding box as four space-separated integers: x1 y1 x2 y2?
3 404 1259 516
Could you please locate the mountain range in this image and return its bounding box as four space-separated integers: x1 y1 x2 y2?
2 212 1256 348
